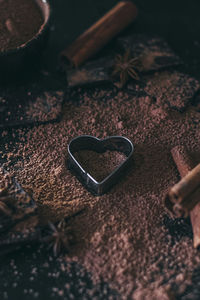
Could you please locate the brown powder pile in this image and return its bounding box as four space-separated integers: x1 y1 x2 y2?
2 70 200 298
143 71 200 111
128 71 200 112
0 0 43 52
25 91 64 122
117 35 181 73
74 150 126 182
0 88 64 128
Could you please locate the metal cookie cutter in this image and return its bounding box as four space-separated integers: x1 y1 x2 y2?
67 135 134 196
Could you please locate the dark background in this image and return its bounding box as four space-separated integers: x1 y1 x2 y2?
1 0 200 299
46 0 200 78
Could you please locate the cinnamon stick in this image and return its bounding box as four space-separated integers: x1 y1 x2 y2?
61 1 138 67
165 146 200 217
169 163 200 204
167 146 200 248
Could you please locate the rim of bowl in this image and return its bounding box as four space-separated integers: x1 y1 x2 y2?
0 0 51 57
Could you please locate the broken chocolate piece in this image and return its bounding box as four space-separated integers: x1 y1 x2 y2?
0 166 39 255
67 56 113 88
66 34 182 88
0 73 64 128
117 34 182 72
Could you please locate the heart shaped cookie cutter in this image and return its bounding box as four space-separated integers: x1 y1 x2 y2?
67 135 134 196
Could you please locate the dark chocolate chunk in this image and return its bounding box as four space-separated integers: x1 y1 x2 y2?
0 166 39 255
66 56 114 88
117 34 182 72
0 73 64 128
66 34 182 89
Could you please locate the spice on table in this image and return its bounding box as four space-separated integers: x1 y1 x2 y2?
65 35 182 89
43 219 74 257
165 148 200 217
61 1 138 67
117 34 182 73
112 49 142 88
0 203 11 217
165 146 200 248
0 197 12 217
169 163 200 204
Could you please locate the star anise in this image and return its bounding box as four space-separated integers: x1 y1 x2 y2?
46 219 74 256
0 186 13 217
0 199 12 216
112 49 142 88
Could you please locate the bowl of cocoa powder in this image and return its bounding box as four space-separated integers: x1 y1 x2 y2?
0 0 50 82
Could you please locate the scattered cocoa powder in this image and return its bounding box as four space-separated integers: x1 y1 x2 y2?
0 90 64 127
0 0 44 52
74 150 126 182
1 71 200 298
144 71 200 112
128 71 200 112
25 91 64 122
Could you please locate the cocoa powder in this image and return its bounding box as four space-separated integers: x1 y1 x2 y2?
0 0 44 52
1 71 200 298
74 150 126 182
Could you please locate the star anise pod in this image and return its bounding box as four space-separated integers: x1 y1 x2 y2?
112 49 142 88
0 200 12 216
0 185 8 196
46 219 74 256
0 187 14 217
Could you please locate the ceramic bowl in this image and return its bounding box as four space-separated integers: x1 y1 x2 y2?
0 0 51 83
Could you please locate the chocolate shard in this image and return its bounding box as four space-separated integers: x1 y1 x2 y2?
117 34 182 72
66 34 182 89
0 166 39 255
0 73 64 128
66 55 114 88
